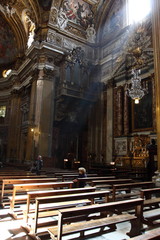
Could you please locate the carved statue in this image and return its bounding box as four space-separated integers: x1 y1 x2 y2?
86 24 96 43
50 7 58 26
57 7 68 30
25 13 35 47
22 9 35 48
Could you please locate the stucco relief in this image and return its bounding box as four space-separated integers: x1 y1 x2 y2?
57 7 68 29
49 7 58 26
50 6 69 30
47 31 56 43
63 39 77 50
86 24 96 43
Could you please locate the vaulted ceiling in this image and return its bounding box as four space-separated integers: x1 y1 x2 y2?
0 0 114 73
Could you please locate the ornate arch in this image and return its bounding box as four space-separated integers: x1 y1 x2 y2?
0 0 42 71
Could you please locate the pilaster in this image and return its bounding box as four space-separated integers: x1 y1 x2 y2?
25 75 37 162
34 67 56 159
7 90 21 162
151 0 160 171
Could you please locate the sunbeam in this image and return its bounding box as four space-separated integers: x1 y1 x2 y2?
128 0 151 24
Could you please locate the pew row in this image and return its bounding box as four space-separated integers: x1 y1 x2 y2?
112 181 155 201
48 198 144 240
1 178 57 205
24 187 97 223
62 174 98 182
91 178 133 189
25 189 110 235
76 176 118 187
140 187 160 226
0 175 47 193
8 181 73 212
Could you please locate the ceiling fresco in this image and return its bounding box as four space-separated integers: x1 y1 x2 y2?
62 0 94 28
0 14 18 67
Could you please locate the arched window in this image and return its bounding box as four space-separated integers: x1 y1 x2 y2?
128 0 151 25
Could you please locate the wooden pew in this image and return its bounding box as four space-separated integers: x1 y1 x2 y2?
112 181 155 201
54 172 78 178
29 190 110 234
48 198 144 240
91 178 133 189
77 176 116 187
1 178 57 205
0 175 47 180
0 173 37 177
0 175 49 201
62 174 98 181
24 187 97 223
140 187 160 225
0 175 47 191
129 228 160 240
112 169 131 178
9 181 73 211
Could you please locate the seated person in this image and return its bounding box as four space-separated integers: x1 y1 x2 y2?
73 167 87 188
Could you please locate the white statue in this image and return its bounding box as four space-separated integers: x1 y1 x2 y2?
57 8 68 30
23 10 35 48
86 24 96 43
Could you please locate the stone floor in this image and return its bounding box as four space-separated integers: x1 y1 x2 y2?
0 204 159 240
0 208 130 240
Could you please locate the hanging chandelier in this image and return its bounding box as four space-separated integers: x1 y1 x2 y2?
126 69 148 104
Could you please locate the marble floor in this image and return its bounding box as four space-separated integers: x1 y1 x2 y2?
0 204 159 240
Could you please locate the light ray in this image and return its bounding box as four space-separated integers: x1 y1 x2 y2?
128 0 151 24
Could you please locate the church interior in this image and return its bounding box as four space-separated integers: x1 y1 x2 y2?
0 0 160 239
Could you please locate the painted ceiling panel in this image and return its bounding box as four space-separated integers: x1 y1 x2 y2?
62 0 93 28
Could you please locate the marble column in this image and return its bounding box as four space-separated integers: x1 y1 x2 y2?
151 0 160 172
106 80 113 163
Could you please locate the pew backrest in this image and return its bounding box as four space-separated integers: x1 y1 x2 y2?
91 178 133 188
33 190 110 233
1 178 57 202
112 181 155 201
26 186 97 218
10 181 73 210
62 174 98 181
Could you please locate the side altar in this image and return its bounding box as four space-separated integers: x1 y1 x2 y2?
114 135 152 180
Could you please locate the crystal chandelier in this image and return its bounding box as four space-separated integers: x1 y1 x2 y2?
126 69 148 104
